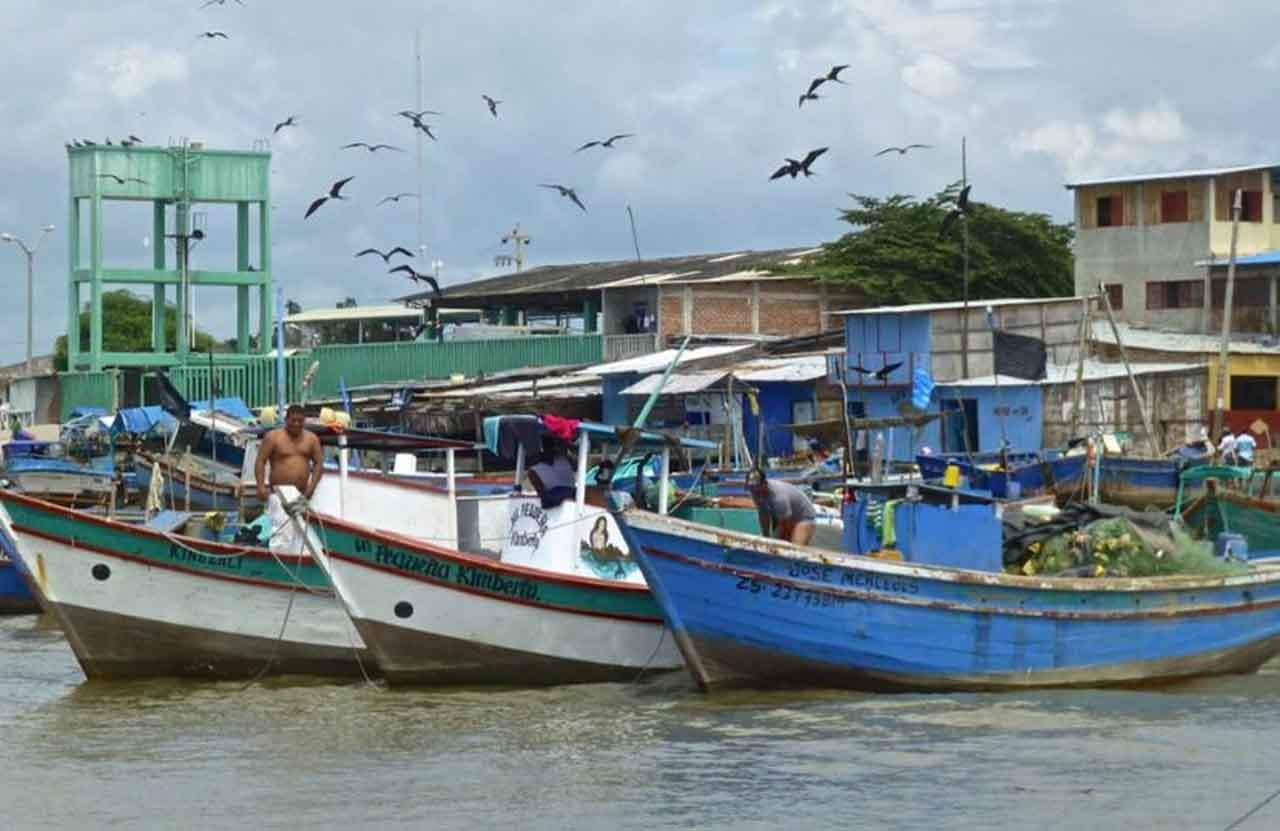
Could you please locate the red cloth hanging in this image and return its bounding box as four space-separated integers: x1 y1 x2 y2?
541 414 581 442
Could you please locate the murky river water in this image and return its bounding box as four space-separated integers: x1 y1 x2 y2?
2 612 1278 830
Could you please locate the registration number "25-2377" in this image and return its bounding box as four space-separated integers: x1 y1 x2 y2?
734 576 849 608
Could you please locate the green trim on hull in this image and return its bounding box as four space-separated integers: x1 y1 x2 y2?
319 521 664 622
2 491 330 592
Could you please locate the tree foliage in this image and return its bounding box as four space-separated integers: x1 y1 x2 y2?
54 290 218 371
809 185 1074 304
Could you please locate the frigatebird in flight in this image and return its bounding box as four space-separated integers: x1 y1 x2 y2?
273 116 298 134
539 184 586 212
304 176 354 219
356 247 415 264
574 133 635 152
377 192 419 206
341 142 403 153
481 94 501 118
875 144 932 157
389 265 442 297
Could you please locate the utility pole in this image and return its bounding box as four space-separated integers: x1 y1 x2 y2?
1214 188 1243 439
501 224 531 272
960 136 970 379
414 28 425 258
0 225 55 376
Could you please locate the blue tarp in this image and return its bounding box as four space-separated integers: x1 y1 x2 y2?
111 405 178 437
187 397 255 421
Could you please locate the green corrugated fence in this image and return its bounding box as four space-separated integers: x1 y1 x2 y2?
59 370 120 421
57 335 602 419
307 334 603 400
169 356 310 409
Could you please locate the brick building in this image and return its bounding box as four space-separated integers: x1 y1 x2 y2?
403 247 863 362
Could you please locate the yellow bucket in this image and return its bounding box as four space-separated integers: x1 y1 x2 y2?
942 464 961 488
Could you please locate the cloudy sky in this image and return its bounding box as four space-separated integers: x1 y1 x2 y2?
0 0 1274 363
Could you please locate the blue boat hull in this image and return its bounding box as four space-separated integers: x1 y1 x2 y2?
0 521 37 613
133 457 261 512
916 452 1085 499
619 511 1280 691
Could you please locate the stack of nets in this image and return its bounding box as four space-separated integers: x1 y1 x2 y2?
1003 503 1248 579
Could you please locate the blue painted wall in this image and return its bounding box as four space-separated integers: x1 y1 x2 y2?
845 382 1042 460
843 311 931 388
741 382 816 458
934 384 1042 455
601 375 636 425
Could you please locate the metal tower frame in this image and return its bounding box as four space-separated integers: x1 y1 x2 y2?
66 141 273 371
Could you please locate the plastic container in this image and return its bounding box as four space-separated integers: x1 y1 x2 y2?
942 464 962 488
1215 532 1249 561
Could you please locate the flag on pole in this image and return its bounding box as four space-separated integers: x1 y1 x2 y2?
993 331 1047 380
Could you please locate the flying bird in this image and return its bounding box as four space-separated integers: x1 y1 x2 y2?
874 361 904 382
539 184 586 212
341 142 403 153
481 94 501 117
875 144 932 157
200 0 245 6
574 133 635 152
355 247 415 264
769 159 802 180
797 147 828 176
198 31 229 38
97 174 148 185
397 109 441 120
825 64 850 84
377 192 419 206
273 115 298 134
304 176 354 219
389 265 441 297
401 114 437 140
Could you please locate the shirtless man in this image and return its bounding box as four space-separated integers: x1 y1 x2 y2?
255 404 324 502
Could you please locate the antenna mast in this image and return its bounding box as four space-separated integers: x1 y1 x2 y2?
414 29 425 257
500 223 531 272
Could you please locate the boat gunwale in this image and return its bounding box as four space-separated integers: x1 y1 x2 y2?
624 508 1280 593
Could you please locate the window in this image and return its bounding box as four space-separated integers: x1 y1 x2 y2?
1145 280 1204 310
1242 190 1264 222
1160 190 1189 223
1096 195 1121 227
1211 276 1270 308
1104 284 1124 310
1231 376 1278 410
792 400 815 425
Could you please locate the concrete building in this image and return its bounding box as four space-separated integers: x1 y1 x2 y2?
1067 163 1280 332
1091 321 1280 433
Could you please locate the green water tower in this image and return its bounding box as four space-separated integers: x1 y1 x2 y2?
66 140 273 371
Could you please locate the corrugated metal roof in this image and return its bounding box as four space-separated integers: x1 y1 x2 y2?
1091 321 1280 355
733 354 829 383
1195 249 1280 268
620 371 730 396
421 375 599 399
580 344 753 376
834 296 1086 316
286 304 423 324
1064 163 1280 189
399 246 821 303
941 359 1206 388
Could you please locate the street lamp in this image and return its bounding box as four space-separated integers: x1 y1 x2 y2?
0 224 56 376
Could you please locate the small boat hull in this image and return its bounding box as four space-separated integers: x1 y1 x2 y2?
310 515 683 686
620 510 1280 692
0 491 371 680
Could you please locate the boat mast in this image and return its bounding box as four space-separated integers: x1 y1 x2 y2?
1213 188 1243 440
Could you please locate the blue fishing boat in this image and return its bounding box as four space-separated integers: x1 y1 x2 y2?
2 441 116 507
0 519 37 613
616 487 1280 691
916 449 1086 499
